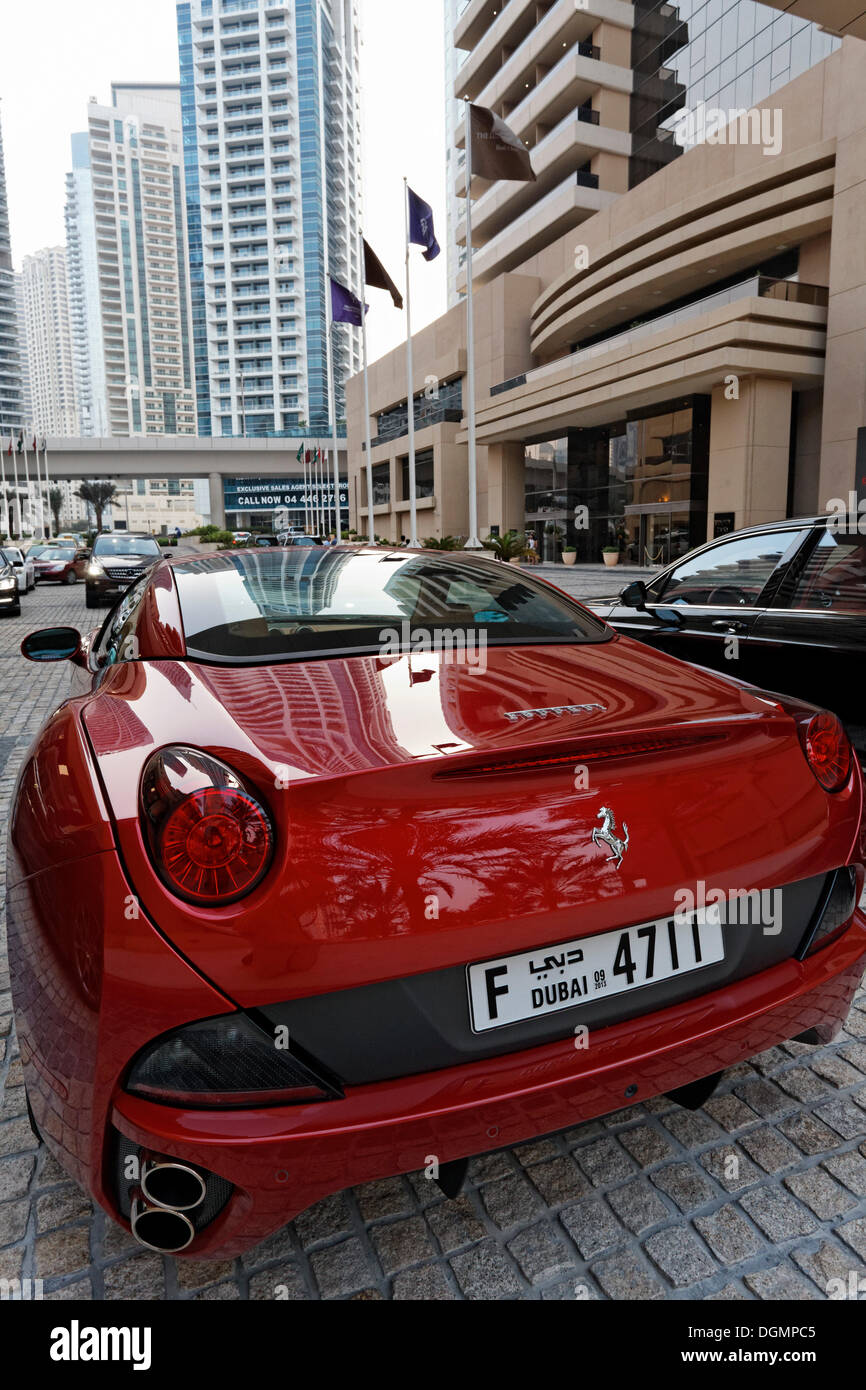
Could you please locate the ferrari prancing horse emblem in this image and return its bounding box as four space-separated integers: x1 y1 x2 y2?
592 806 629 869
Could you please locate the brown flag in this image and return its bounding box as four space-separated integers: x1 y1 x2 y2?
363 239 403 309
468 103 536 183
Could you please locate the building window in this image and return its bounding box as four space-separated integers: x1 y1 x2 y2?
371 462 390 506
400 449 434 502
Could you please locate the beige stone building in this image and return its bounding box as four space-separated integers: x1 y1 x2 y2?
348 16 866 567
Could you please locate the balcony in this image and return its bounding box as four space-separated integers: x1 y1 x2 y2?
456 172 613 290
491 277 830 397
456 0 621 107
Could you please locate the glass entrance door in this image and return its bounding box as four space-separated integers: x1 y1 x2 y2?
639 510 692 567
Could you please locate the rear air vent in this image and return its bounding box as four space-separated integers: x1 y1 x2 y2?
434 731 725 780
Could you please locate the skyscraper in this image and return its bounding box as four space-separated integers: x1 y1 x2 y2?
177 0 362 439
64 84 197 438
351 1 855 554
0 105 24 435
447 0 841 296
13 273 32 426
20 247 79 437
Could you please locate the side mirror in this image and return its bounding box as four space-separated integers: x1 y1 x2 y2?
620 580 648 610
21 627 83 664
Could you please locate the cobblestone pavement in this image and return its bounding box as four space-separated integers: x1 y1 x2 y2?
1 581 865 1302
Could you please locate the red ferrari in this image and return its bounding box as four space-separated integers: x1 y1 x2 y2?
7 546 865 1258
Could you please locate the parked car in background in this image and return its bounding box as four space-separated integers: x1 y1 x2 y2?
593 515 866 747
85 533 162 608
0 546 35 593
31 546 89 587
0 555 19 616
232 531 252 546
288 535 323 547
252 534 281 548
55 533 85 547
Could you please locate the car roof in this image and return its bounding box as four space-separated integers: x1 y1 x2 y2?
705 515 841 541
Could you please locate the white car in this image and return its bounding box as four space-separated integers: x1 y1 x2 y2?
1 546 35 593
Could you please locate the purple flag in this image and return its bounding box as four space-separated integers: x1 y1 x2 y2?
330 277 366 326
407 188 440 262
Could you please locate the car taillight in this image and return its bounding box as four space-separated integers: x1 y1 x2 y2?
125 1013 343 1107
798 712 852 793
141 747 274 905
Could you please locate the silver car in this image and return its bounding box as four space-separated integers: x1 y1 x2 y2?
1 547 35 593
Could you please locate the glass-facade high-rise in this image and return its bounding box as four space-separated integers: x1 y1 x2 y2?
0 106 24 435
177 0 361 439
178 2 213 436
20 247 80 436
65 85 197 437
631 1 841 185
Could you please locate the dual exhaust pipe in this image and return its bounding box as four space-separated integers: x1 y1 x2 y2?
130 1156 208 1254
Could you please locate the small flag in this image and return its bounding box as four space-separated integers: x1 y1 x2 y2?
31 435 37 452
407 188 440 261
296 442 304 464
330 277 366 327
468 103 536 183
40 436 46 452
364 239 403 309
16 432 23 454
6 437 11 456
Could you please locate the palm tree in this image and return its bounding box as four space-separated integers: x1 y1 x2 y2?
482 529 527 562
49 487 63 538
422 536 463 550
76 481 118 533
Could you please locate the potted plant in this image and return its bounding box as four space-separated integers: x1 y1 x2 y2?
562 545 577 567
482 530 527 564
602 545 620 567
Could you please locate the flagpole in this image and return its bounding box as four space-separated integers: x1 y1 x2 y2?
313 446 318 537
463 102 482 549
0 435 7 540
403 179 419 548
22 435 32 539
32 436 44 540
360 232 375 546
302 449 309 535
11 438 21 542
316 442 324 538
42 439 52 539
312 447 318 536
324 286 338 541
321 441 328 538
31 438 41 539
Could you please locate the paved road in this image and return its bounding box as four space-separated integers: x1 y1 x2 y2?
0 582 864 1301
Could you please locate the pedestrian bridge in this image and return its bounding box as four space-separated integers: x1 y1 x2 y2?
40 436 348 528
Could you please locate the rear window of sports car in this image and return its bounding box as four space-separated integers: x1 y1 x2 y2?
174 549 609 662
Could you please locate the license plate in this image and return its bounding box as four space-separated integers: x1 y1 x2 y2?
467 910 725 1033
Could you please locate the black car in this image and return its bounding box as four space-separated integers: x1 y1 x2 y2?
85 533 162 608
594 515 866 747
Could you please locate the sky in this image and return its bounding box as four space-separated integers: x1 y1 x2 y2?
0 0 448 363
